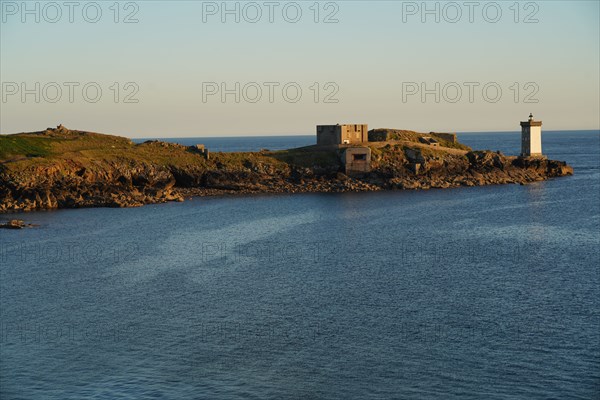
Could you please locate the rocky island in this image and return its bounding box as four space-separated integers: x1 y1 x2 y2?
0 125 573 213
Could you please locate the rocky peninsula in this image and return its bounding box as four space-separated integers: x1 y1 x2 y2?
0 126 573 212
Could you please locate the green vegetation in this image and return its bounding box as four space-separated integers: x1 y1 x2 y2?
269 147 339 168
368 128 472 152
0 135 54 159
428 134 471 151
1 129 316 173
369 143 401 159
0 131 206 170
1 127 473 174
207 151 287 172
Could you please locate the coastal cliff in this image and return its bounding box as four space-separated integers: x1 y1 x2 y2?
0 127 573 212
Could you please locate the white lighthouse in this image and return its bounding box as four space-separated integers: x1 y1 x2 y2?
520 113 543 157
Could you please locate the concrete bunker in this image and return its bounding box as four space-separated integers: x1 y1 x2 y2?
342 147 371 174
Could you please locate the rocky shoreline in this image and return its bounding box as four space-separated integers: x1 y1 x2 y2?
0 128 573 213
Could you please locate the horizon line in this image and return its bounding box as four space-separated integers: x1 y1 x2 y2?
119 128 600 139
1 128 599 139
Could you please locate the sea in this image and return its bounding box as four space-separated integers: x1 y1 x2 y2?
1 131 599 399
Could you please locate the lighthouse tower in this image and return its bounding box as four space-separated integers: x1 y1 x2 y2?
520 113 543 157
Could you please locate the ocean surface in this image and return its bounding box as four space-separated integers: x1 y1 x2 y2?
1 131 599 399
132 136 315 153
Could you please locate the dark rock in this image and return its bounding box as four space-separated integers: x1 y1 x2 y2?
0 219 38 229
0 219 25 229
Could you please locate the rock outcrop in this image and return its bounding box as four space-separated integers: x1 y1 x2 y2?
0 219 39 229
0 161 183 211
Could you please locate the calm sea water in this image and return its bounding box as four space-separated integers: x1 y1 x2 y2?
132 135 315 153
1 131 599 399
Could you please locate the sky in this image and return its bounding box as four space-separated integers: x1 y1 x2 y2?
1 0 599 137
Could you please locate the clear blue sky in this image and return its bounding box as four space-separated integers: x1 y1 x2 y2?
1 0 599 137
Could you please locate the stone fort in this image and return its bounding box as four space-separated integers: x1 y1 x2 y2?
316 124 369 146
316 124 371 174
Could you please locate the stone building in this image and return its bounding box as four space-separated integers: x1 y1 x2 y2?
317 124 368 145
